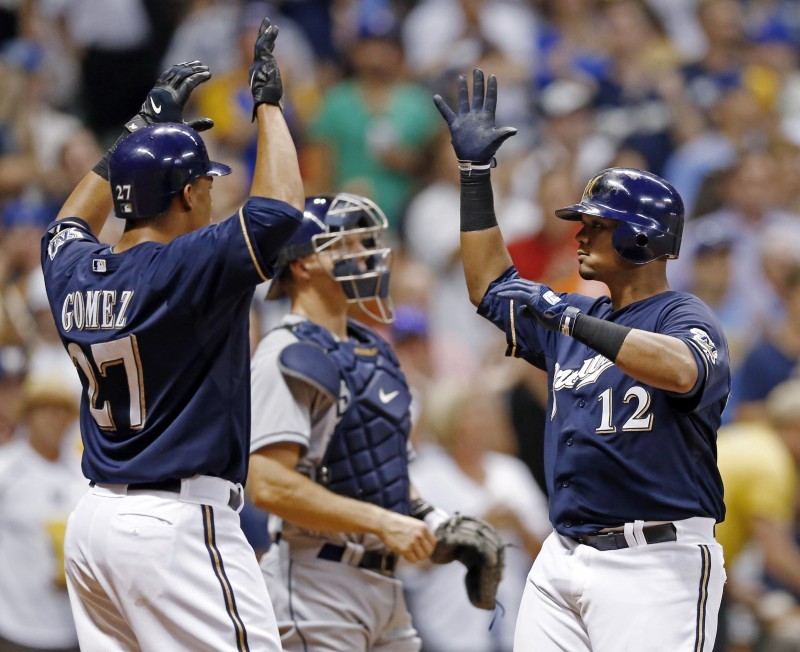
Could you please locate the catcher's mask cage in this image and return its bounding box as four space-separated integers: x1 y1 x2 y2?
554 167 684 265
267 193 394 324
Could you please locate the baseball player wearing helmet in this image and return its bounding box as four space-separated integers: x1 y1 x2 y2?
247 193 503 650
434 69 730 651
39 17 303 651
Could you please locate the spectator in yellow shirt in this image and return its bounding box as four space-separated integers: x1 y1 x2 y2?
715 378 800 650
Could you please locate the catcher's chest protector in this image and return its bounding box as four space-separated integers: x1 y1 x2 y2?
290 320 412 514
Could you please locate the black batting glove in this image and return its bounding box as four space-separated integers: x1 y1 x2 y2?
249 17 283 119
93 61 213 181
433 69 517 173
125 60 214 133
497 279 581 336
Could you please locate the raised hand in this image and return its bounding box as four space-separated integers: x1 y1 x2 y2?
433 69 517 169
249 16 283 118
126 60 213 132
497 278 581 335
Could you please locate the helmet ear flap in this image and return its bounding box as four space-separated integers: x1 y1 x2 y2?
557 167 684 264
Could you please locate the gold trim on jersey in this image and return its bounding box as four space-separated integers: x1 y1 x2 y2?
509 299 518 357
239 207 268 282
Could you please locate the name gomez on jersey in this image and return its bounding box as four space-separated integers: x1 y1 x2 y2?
40 198 303 486
478 267 730 538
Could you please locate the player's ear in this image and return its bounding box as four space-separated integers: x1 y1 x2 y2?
177 183 194 212
289 256 313 281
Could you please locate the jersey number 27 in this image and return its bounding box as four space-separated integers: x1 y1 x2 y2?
67 334 145 431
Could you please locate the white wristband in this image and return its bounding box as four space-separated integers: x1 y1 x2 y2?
424 506 450 532
457 158 496 174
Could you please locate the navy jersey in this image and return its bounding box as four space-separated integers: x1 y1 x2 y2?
40 197 302 485
479 268 730 537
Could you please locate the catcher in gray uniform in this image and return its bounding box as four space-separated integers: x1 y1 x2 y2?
248 193 504 651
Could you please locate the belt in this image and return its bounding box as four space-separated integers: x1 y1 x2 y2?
577 523 677 551
128 479 182 492
317 543 399 577
90 478 241 511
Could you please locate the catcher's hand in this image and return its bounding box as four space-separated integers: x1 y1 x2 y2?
497 278 582 336
249 16 283 118
430 514 505 610
433 69 517 168
126 60 214 133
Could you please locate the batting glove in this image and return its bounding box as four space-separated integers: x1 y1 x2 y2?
433 69 517 173
249 16 283 119
126 60 214 133
497 279 581 336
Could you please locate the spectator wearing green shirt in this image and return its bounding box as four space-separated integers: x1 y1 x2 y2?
303 11 441 234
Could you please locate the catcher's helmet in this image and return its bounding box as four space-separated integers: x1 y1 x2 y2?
555 168 684 264
267 193 394 323
109 122 231 219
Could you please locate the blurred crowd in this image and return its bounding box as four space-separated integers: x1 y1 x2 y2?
2 0 800 650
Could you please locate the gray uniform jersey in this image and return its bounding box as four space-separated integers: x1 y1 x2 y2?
250 314 411 552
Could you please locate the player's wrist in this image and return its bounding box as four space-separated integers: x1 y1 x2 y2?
91 131 131 181
457 158 495 175
570 313 632 362
460 170 498 232
410 498 449 532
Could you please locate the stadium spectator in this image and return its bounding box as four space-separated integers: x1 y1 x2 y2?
714 378 800 651
0 373 83 651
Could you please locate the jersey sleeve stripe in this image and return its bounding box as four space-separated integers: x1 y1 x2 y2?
57 219 89 230
684 338 711 382
238 207 269 282
509 299 518 357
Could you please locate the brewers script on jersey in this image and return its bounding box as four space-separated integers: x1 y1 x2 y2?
433 68 731 651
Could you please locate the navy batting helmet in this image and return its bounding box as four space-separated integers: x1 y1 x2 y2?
555 168 684 264
266 193 394 323
109 122 231 219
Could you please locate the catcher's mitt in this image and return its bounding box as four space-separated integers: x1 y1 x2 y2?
430 514 505 610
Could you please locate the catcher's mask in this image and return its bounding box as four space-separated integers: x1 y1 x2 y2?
266 193 394 323
555 167 684 264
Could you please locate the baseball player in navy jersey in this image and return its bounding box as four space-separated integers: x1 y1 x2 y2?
433 70 731 651
39 18 303 651
247 193 502 650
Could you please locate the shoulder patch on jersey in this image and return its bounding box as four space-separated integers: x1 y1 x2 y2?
47 226 86 260
688 327 718 365
278 341 340 403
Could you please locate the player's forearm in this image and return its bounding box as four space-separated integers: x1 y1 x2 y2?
250 104 304 212
459 171 514 306
613 330 698 393
56 171 113 234
460 229 513 306
248 454 393 536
